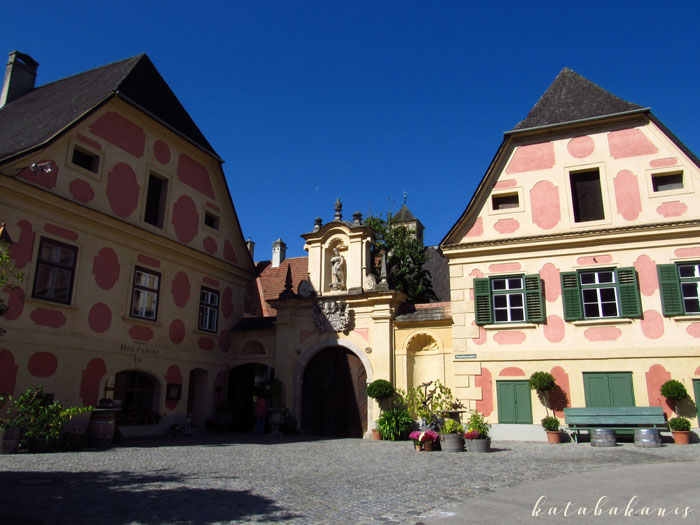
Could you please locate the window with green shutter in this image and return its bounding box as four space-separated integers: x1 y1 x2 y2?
474 274 545 325
658 262 700 316
560 267 641 321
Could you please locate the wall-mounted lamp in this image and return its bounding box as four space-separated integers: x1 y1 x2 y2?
30 161 53 174
0 161 53 178
0 222 13 244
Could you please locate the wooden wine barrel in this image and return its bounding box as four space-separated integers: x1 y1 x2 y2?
590 428 616 447
88 409 117 447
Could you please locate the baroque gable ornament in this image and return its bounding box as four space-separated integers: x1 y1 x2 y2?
313 298 353 333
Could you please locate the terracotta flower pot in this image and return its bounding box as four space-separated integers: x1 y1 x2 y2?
371 429 381 440
546 430 562 444
414 442 422 451
672 430 691 445
423 440 435 451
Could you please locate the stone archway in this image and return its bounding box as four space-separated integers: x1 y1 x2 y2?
301 346 367 438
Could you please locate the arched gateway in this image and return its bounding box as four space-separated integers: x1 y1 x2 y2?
301 346 367 438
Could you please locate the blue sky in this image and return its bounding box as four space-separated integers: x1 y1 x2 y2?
3 1 699 258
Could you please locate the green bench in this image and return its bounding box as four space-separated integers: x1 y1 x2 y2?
564 407 668 443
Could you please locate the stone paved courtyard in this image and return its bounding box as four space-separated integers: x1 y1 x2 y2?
1 434 698 524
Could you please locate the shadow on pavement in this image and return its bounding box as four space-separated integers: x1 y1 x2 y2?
0 469 299 524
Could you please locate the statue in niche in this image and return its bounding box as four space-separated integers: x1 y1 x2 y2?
330 247 346 291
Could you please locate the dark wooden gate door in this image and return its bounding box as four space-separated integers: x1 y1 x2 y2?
302 347 367 438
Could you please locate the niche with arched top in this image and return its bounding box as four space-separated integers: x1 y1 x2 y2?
405 332 444 390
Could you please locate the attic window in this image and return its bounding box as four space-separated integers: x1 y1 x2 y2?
144 173 168 228
204 212 220 230
570 169 605 223
71 146 99 173
652 171 683 192
492 193 520 211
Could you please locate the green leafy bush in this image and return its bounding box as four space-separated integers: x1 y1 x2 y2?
660 380 689 402
669 417 691 432
529 372 556 392
11 387 91 451
440 418 463 434
396 380 463 427
541 416 560 431
376 408 413 441
366 379 395 401
465 409 490 438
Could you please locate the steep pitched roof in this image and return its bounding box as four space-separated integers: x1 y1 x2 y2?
0 54 216 162
393 204 417 222
512 68 643 131
245 257 310 317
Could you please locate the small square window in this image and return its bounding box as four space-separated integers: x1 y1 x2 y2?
204 212 220 230
71 146 100 173
492 193 519 210
652 172 683 192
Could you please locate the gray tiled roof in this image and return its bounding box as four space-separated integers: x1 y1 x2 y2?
512 68 643 131
0 54 215 162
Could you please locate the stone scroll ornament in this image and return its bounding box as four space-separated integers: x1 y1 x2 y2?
313 298 353 332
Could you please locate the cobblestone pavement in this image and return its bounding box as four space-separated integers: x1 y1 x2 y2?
1 434 698 524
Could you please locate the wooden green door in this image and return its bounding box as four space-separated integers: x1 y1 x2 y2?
693 379 700 423
583 372 635 407
497 380 533 424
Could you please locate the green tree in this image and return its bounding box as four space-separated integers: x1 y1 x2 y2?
0 239 23 337
364 214 436 303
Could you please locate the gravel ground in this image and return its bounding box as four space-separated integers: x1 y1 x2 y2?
1 433 698 524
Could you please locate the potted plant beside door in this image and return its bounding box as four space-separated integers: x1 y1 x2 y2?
661 380 691 445
529 372 561 443
367 379 395 440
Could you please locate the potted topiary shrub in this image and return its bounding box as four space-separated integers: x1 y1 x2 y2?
464 409 491 453
439 418 464 452
668 417 691 445
375 408 413 441
529 371 560 441
541 416 561 444
660 379 691 444
367 379 395 439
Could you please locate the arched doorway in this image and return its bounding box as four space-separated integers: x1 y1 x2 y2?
228 363 273 432
302 346 367 438
111 370 161 426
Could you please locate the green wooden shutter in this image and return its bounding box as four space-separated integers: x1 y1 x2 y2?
616 267 642 318
524 274 545 323
657 264 683 316
560 271 582 321
474 278 492 325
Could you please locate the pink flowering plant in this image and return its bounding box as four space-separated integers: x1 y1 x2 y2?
464 410 490 439
409 429 438 445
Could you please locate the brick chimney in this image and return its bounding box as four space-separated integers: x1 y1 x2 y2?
272 238 286 268
1 51 39 108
